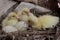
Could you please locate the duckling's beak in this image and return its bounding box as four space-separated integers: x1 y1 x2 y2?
16 16 19 19
16 15 21 20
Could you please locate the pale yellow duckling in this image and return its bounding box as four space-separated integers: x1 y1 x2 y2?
2 12 18 26
17 8 30 22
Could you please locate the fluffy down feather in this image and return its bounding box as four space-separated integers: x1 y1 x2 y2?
6 19 18 26
28 13 42 29
29 13 38 23
2 26 18 33
21 8 30 13
38 15 59 28
31 15 59 29
15 21 28 31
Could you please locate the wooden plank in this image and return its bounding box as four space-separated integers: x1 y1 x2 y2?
15 2 51 13
0 0 16 17
15 2 35 12
23 0 38 4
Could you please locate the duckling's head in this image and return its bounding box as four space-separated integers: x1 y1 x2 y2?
7 12 17 19
18 8 30 15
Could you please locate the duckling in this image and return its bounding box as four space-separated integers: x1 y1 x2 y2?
2 12 18 26
38 15 59 29
17 8 30 22
28 13 42 29
2 12 18 33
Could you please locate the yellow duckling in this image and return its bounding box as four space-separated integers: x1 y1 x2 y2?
2 12 18 33
2 12 18 27
28 13 42 29
17 8 30 22
38 15 59 29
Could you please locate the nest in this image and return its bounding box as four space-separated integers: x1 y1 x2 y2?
0 8 60 40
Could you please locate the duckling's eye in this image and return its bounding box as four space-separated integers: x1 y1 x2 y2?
12 16 15 17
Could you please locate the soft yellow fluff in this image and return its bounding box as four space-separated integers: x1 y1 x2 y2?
38 15 59 28
28 13 42 29
15 21 28 31
7 12 17 18
21 8 30 13
29 13 38 23
2 26 18 33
